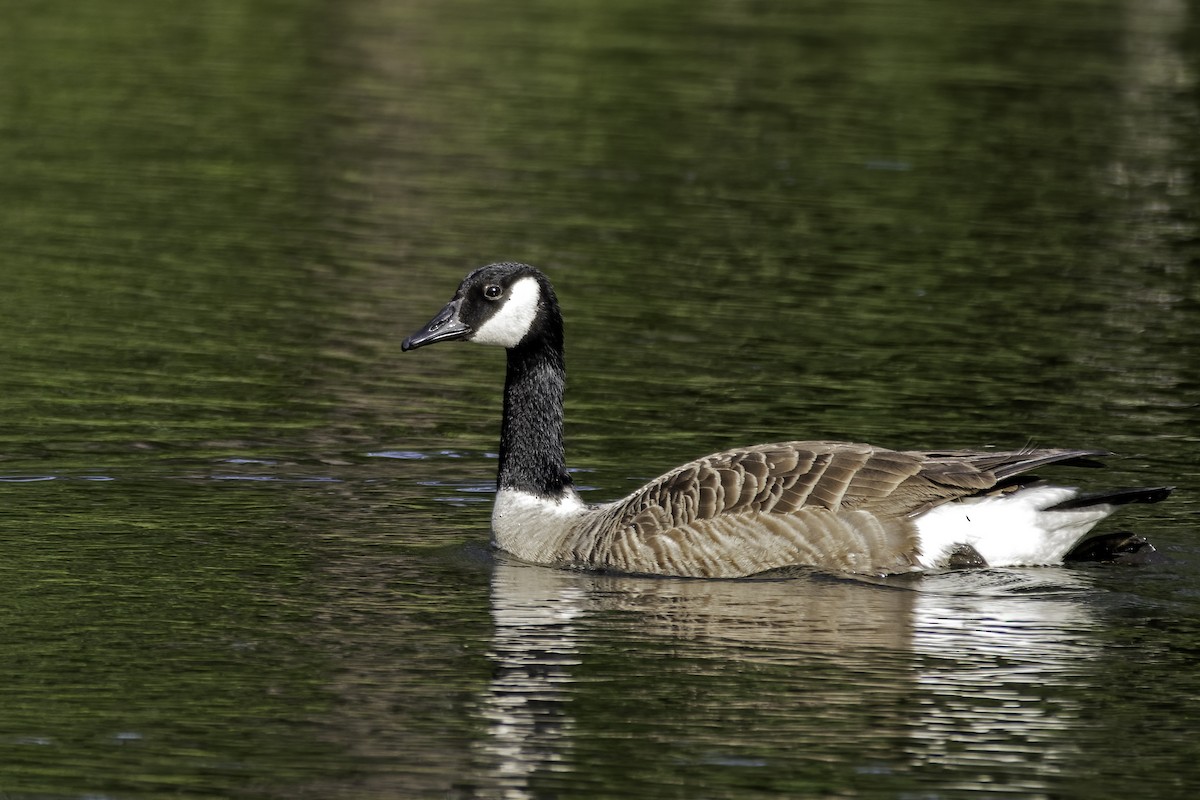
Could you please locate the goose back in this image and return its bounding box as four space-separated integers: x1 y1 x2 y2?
553 443 1105 577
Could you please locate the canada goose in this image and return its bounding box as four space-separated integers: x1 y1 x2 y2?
402 262 1171 577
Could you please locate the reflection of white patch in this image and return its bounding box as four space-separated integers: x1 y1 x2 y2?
915 486 1112 568
472 276 541 348
910 571 1096 781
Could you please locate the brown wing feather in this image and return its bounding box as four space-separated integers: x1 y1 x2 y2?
613 442 923 525
564 443 1101 577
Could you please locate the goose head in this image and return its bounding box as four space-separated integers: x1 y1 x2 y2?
402 262 558 352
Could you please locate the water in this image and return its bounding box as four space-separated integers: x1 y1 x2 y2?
1 0 1198 797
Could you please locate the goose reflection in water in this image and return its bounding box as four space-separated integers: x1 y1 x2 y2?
473 560 1100 798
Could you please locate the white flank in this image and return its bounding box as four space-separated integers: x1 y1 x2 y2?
914 485 1115 569
492 487 588 564
471 276 541 348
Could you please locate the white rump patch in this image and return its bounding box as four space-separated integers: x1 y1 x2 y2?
471 276 541 348
914 485 1115 569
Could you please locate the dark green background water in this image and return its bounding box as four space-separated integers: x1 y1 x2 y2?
2 0 1198 797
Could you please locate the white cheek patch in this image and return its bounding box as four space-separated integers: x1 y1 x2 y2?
471 276 541 348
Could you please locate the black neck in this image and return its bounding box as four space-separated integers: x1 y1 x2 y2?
497 326 572 498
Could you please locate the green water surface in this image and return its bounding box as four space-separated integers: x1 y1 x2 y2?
1 0 1198 798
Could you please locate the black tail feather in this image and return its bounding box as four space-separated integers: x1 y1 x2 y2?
1048 486 1174 511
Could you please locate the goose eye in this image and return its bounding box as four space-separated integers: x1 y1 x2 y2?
483 284 503 300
